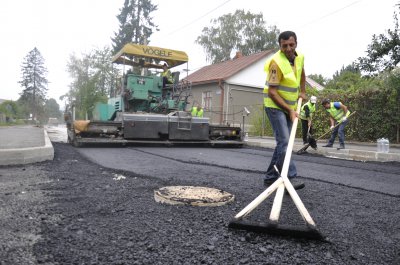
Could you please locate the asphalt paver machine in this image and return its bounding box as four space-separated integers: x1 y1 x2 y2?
65 43 242 147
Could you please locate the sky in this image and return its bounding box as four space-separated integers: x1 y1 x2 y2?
0 0 398 108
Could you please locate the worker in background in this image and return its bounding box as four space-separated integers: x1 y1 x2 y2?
299 95 317 145
191 105 204 117
321 98 351 150
262 31 306 190
161 63 173 88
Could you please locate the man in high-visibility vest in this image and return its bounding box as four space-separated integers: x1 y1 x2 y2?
191 105 204 117
321 98 351 149
161 63 173 88
262 31 306 190
300 95 317 145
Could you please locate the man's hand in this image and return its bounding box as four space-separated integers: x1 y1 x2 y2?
330 126 335 130
341 116 347 122
289 109 298 122
299 91 307 101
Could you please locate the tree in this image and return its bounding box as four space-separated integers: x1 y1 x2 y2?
111 0 158 53
65 47 116 119
307 74 327 87
91 47 116 96
323 64 376 91
44 98 61 120
18 47 48 120
357 6 400 75
196 9 280 64
0 100 21 122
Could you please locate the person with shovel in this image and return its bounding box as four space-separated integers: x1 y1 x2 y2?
300 96 317 145
321 98 351 149
262 31 306 190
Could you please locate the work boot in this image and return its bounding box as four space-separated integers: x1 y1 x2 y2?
338 144 345 150
288 178 305 190
312 145 318 150
263 178 278 187
322 143 333 147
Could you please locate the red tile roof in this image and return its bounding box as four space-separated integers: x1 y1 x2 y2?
185 50 275 85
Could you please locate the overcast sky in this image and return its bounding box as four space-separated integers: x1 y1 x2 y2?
0 0 398 107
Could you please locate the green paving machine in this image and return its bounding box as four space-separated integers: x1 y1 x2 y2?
65 43 243 147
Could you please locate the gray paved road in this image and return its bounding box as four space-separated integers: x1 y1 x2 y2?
0 126 44 149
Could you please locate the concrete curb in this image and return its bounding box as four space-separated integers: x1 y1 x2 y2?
0 130 54 166
245 141 400 162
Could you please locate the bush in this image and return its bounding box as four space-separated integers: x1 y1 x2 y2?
251 70 400 143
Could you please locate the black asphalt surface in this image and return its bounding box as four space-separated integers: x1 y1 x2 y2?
1 142 399 264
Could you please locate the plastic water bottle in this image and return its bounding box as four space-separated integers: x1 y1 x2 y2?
377 138 383 152
382 138 390 153
377 138 390 153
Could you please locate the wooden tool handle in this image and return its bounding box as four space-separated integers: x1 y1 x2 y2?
270 98 303 221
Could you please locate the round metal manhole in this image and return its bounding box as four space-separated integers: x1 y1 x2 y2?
154 186 234 207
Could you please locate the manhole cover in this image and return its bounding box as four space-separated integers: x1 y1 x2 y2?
154 186 234 207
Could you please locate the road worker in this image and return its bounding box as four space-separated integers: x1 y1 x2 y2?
262 31 306 190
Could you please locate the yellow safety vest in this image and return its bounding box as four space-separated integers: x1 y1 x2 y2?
162 69 173 83
326 102 350 122
299 101 316 120
263 50 304 111
191 107 204 117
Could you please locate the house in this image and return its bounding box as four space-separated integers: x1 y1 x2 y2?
184 50 324 127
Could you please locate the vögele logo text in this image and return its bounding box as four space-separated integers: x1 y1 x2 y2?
142 48 172 58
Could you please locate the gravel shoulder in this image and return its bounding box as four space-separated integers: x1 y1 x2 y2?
0 143 399 264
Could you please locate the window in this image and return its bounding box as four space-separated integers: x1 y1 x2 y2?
202 91 212 110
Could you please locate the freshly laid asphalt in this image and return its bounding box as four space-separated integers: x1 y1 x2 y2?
0 125 399 165
1 125 400 264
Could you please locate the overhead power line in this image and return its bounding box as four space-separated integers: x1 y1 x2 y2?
298 0 363 29
164 0 232 36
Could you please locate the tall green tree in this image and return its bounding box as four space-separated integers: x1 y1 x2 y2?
18 47 48 120
196 10 280 64
357 6 400 75
65 47 117 119
44 98 61 119
111 0 158 53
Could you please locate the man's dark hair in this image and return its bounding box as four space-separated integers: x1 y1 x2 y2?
278 31 297 45
322 98 330 105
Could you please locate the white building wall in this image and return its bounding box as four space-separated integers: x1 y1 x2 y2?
226 54 273 88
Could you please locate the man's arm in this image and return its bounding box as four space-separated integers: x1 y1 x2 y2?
304 105 312 126
340 103 348 114
267 61 297 121
304 105 310 118
328 117 335 130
